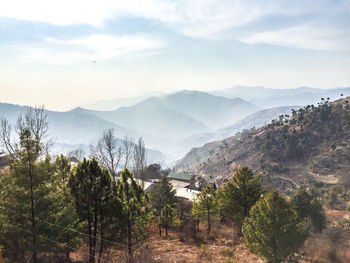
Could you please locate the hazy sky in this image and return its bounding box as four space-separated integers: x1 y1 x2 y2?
1 0 350 110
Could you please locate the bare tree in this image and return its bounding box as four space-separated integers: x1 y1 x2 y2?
133 137 147 187
90 128 122 179
0 106 53 159
122 136 134 169
0 118 18 159
67 148 84 162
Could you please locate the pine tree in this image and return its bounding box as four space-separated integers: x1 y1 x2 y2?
149 177 177 236
48 155 81 260
0 154 52 262
242 190 309 263
0 108 81 262
192 186 217 233
68 158 114 263
328 185 342 209
309 199 326 233
291 188 312 219
0 112 54 262
218 166 262 232
160 205 177 236
291 189 326 233
116 168 152 263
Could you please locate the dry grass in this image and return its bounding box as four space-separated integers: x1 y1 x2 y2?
300 209 350 263
135 222 264 263
69 209 350 262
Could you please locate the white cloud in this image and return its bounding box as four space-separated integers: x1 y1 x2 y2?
240 25 350 51
0 0 271 34
15 34 166 64
1 0 350 49
0 0 177 27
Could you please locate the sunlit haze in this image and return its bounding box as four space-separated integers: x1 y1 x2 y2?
1 0 350 110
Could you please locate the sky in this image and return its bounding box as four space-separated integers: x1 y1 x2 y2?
1 0 350 111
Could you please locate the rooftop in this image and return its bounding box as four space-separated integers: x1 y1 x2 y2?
167 172 194 181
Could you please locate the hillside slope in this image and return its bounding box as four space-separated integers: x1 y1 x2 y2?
176 97 350 193
177 106 298 154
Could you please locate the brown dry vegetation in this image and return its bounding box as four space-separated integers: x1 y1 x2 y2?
67 207 350 263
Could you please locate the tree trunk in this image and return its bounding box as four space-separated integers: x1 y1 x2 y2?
98 212 104 263
92 204 98 263
127 216 132 263
232 223 235 241
207 207 211 233
65 250 71 262
28 159 37 263
165 225 168 236
88 216 93 263
98 231 103 263
159 225 162 237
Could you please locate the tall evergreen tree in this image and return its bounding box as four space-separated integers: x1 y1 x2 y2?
242 190 308 263
192 186 217 233
0 154 54 262
0 107 53 262
149 177 177 236
68 158 114 263
48 155 81 260
291 188 326 233
116 169 152 263
160 205 177 236
218 166 262 232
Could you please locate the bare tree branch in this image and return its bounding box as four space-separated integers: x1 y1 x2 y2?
122 136 134 169
90 128 122 179
0 106 53 159
133 137 147 187
0 118 18 158
67 148 85 162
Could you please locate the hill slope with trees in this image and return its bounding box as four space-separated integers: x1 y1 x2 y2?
176 97 350 193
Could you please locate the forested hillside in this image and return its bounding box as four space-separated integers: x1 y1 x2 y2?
177 97 350 193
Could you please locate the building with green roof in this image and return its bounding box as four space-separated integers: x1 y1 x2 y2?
167 172 194 182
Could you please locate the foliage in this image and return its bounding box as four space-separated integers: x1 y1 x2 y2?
68 158 115 263
257 98 350 162
160 205 177 236
0 154 81 262
218 167 262 232
149 176 177 236
0 107 75 262
328 185 344 210
291 188 312 219
116 168 153 262
192 186 217 233
291 189 326 233
242 190 309 263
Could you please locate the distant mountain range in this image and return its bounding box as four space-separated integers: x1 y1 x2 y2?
82 91 167 111
0 90 257 162
1 87 349 165
211 86 350 108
